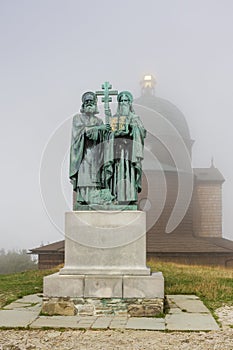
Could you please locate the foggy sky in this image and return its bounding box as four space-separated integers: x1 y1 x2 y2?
1 0 233 250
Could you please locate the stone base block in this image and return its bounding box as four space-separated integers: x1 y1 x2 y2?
44 272 164 299
43 273 84 298
123 272 164 298
84 275 122 298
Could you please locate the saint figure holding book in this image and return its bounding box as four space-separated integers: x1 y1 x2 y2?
103 91 146 205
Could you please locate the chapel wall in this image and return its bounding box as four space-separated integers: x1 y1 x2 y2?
192 182 222 238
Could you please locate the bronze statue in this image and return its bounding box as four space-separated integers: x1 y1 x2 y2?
103 91 146 206
69 91 110 208
69 84 146 210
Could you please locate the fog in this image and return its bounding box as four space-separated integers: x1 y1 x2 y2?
1 0 233 250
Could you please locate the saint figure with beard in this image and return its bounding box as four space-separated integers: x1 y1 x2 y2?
103 91 146 206
69 91 110 208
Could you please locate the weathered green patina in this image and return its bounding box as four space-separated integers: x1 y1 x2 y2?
69 91 110 208
103 91 146 206
69 84 146 210
96 81 118 125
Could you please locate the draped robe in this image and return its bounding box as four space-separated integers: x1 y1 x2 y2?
69 113 104 205
103 112 146 204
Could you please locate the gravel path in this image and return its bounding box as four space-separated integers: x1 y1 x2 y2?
0 306 232 350
0 328 233 350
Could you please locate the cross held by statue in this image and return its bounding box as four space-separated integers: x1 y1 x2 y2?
96 81 118 124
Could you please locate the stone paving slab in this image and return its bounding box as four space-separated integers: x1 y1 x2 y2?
109 322 127 329
167 295 210 313
109 316 128 329
4 305 42 313
165 313 219 331
23 304 42 312
0 294 220 331
173 299 210 313
91 316 114 329
126 317 165 330
168 295 199 300
19 294 43 303
3 294 42 312
167 307 182 314
76 316 97 329
0 310 39 328
3 302 33 310
31 316 81 329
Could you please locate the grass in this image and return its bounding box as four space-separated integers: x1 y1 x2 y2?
148 259 233 312
0 261 232 313
0 268 59 308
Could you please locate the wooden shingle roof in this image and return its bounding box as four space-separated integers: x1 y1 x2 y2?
29 240 64 254
194 166 225 183
29 234 233 255
147 232 233 253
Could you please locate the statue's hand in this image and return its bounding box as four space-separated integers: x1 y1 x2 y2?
97 124 111 132
114 130 129 137
105 123 111 131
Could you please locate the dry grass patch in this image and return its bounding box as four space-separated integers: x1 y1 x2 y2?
0 268 59 308
0 261 232 313
148 260 233 311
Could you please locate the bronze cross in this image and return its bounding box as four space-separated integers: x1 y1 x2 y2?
96 82 118 124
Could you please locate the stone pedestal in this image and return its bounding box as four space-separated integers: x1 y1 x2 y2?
60 211 150 275
43 211 164 316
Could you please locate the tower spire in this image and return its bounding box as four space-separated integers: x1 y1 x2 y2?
210 156 215 168
140 74 156 96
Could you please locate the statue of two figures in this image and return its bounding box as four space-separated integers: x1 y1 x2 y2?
69 82 146 210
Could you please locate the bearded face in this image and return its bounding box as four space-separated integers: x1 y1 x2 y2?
83 99 96 115
119 94 130 116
